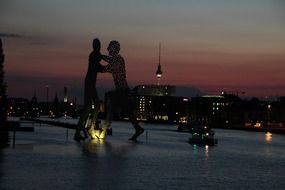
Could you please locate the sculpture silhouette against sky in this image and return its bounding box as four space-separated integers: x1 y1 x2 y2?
74 39 144 142
101 40 144 142
74 39 103 141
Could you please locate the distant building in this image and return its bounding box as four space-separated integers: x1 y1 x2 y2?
189 95 227 125
189 94 245 127
103 84 189 123
7 94 78 118
7 98 29 117
133 85 175 96
30 93 40 117
131 84 189 123
132 93 190 123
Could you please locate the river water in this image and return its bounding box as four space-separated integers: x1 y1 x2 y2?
1 119 285 190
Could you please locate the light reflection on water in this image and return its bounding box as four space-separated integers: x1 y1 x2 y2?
205 145 209 159
1 120 285 190
265 132 273 142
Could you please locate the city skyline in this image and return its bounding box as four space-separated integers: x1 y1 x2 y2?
1 0 285 102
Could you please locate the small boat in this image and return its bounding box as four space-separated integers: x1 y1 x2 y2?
177 123 191 132
188 125 218 146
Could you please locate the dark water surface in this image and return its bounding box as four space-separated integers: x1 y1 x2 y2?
1 119 285 190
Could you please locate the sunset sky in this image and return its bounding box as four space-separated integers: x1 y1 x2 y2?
1 0 285 102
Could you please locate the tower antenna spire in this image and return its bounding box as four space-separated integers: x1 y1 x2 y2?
159 42 161 66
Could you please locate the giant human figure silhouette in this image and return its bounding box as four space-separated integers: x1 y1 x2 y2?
74 38 103 141
100 40 144 141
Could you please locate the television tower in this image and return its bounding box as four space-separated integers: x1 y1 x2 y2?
156 43 162 85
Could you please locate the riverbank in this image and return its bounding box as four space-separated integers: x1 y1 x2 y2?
22 117 76 129
20 117 285 135
211 124 285 135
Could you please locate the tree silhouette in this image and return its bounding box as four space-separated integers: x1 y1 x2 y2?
0 38 8 148
0 38 7 124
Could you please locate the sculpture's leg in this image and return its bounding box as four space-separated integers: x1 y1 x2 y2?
75 102 92 141
128 94 144 142
86 89 103 139
87 124 101 139
83 116 91 138
89 103 102 139
90 101 100 130
75 108 90 141
87 115 100 139
99 92 113 139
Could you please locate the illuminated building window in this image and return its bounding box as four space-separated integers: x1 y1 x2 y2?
162 116 168 120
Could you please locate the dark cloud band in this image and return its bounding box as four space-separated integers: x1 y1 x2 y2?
0 32 23 38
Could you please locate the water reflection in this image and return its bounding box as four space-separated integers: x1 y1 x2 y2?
265 132 272 142
81 139 111 156
205 145 209 158
192 144 210 158
193 144 197 154
79 140 137 189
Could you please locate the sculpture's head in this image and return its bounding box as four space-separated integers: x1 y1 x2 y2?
92 38 101 52
107 40 120 56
